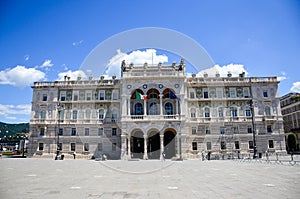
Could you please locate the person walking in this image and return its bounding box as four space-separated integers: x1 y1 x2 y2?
73 151 76 159
162 151 166 161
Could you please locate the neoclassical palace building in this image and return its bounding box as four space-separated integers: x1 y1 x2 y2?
28 60 286 159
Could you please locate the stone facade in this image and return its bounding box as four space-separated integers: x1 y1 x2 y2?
28 60 286 159
280 93 300 151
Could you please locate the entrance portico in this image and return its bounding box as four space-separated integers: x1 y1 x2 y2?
127 128 178 160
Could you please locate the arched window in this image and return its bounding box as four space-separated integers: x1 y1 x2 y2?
165 102 173 115
135 103 143 115
204 107 210 118
149 102 159 115
265 106 271 116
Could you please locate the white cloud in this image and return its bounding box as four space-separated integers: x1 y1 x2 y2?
24 55 30 61
72 40 83 46
38 59 54 68
57 70 87 80
0 65 45 88
277 76 287 81
197 64 248 77
104 49 168 77
290 82 300 92
0 104 31 121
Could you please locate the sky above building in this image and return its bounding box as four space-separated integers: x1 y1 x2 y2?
0 0 299 123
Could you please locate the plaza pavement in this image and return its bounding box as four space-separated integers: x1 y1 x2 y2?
0 158 299 199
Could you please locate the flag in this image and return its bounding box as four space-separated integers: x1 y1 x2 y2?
169 91 177 99
136 91 147 100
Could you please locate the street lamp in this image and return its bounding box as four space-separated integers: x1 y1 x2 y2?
249 100 258 159
55 103 63 160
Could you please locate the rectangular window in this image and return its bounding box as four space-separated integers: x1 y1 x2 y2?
98 128 104 136
98 143 103 151
60 92 66 101
243 88 250 98
84 143 89 151
41 111 46 119
85 128 89 136
112 143 117 151
73 92 79 101
192 127 197 135
204 91 209 99
267 125 272 133
221 141 226 150
58 128 63 136
206 142 212 150
233 126 239 134
40 128 45 136
249 141 254 149
247 126 252 133
72 111 77 120
245 109 251 117
192 142 197 150
112 114 117 123
86 92 92 101
190 92 195 99
70 143 76 151
216 88 223 98
218 108 223 117
220 127 225 134
230 88 236 98
205 126 210 134
85 109 91 119
268 140 274 148
112 128 117 136
235 141 240 150
263 90 268 98
191 112 196 118
99 92 105 100
71 128 76 136
231 108 237 117
42 94 47 101
38 143 44 151
112 92 119 100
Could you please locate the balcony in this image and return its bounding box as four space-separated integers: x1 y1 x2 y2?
123 115 181 122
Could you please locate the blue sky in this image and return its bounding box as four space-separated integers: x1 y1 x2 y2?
0 0 299 123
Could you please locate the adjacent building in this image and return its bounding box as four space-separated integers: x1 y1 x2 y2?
28 60 286 159
280 93 300 152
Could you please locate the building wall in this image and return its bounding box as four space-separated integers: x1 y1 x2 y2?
28 61 286 159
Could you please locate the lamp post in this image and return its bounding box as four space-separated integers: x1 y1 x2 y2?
250 100 258 159
55 103 63 160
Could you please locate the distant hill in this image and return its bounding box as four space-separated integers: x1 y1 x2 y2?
0 122 29 138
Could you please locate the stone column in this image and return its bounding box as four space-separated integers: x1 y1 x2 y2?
143 134 148 159
160 134 164 160
160 94 163 116
121 134 127 160
144 99 147 116
127 97 131 116
127 135 131 159
176 99 179 116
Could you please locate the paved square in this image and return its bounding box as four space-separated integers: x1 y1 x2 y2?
0 158 299 198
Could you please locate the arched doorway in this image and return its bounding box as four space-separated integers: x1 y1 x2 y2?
164 129 176 159
147 131 160 159
131 131 144 159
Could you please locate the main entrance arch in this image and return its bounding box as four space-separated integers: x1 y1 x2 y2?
131 131 144 159
164 129 177 159
147 131 160 159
